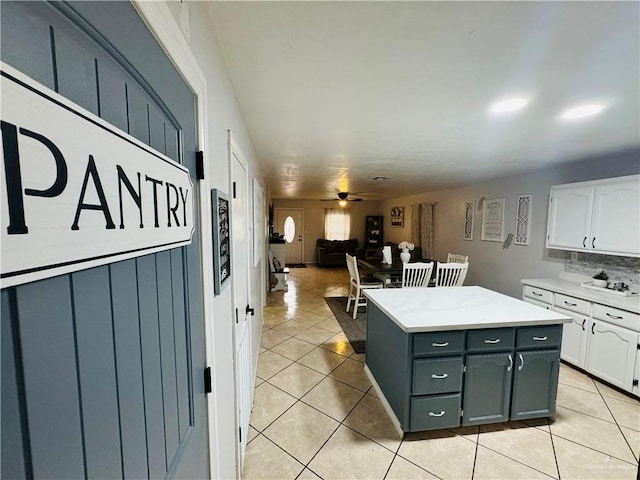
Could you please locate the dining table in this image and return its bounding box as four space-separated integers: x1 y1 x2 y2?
357 257 438 286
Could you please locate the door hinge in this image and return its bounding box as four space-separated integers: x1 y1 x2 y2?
637 344 640 350
239 427 242 443
232 181 237 198
204 366 212 394
235 308 239 324
195 151 204 180
633 379 639 387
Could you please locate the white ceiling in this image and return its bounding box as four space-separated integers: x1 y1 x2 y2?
204 1 639 201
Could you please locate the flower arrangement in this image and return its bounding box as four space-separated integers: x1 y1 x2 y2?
398 241 415 251
592 270 608 280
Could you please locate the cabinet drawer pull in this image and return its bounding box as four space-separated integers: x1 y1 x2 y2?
484 338 501 344
532 291 543 297
518 353 524 371
428 411 445 417
432 342 449 347
581 319 586 331
563 301 577 307
431 373 449 379
507 354 513 371
532 336 548 341
606 313 623 320
591 322 595 335
592 237 595 248
583 236 587 248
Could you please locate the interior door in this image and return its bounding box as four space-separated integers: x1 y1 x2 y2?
275 208 304 265
230 135 253 471
0 2 208 478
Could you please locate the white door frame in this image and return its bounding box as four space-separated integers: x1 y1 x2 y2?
131 3 221 479
275 207 305 264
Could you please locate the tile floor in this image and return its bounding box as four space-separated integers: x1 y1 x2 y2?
245 265 640 479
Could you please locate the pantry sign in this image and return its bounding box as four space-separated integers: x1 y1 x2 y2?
1 64 194 288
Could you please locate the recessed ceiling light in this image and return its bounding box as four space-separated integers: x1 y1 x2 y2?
489 98 529 113
560 104 606 120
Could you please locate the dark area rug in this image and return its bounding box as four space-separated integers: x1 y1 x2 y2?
324 296 366 354
286 263 307 268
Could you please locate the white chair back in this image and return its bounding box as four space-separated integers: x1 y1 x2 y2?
401 262 434 288
346 253 358 285
435 262 468 287
447 253 468 264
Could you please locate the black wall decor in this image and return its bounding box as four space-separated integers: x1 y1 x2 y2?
211 189 231 294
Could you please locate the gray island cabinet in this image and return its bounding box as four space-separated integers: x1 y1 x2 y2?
364 286 572 435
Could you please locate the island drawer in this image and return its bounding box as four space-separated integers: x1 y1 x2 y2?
467 328 515 352
523 286 553 304
516 325 562 349
413 331 465 356
412 357 464 395
410 393 461 431
554 294 590 316
592 304 640 332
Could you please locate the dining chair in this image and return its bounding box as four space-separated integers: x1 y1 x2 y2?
435 262 469 287
401 262 434 288
346 253 384 319
447 253 469 264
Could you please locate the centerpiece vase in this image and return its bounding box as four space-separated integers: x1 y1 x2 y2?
400 249 411 263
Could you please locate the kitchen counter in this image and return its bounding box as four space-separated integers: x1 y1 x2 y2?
365 286 571 332
521 278 640 314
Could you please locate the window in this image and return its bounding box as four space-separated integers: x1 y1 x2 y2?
284 216 295 243
324 208 350 240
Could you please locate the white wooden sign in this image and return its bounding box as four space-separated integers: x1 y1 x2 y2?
1 64 194 288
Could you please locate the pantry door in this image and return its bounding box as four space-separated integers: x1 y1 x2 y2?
0 2 208 478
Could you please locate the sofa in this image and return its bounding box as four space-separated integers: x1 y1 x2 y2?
360 241 423 262
316 239 360 267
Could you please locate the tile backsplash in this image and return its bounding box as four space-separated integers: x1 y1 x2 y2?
564 252 640 284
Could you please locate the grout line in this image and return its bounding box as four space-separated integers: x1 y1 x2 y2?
547 418 562 480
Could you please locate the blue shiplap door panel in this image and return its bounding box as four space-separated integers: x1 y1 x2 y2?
1 1 208 478
109 259 149 479
1 290 27 480
15 277 85 479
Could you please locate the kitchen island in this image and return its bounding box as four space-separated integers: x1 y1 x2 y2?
363 286 572 436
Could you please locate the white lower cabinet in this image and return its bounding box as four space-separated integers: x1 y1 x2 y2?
554 306 588 368
586 320 638 390
522 283 640 396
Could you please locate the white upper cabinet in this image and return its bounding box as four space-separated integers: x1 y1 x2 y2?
546 175 640 257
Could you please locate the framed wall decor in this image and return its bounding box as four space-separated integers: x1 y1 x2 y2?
391 206 404 227
252 178 264 267
481 197 505 242
464 201 475 240
514 194 532 245
211 189 231 294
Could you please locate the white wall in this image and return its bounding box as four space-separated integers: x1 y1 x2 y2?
383 150 640 299
164 3 265 478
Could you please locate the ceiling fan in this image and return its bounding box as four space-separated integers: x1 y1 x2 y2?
322 192 363 206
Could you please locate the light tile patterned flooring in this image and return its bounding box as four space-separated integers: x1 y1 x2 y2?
245 265 640 479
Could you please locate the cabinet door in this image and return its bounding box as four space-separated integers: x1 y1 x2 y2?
546 186 593 250
590 178 640 256
586 320 638 392
462 353 513 426
511 350 560 421
555 306 588 368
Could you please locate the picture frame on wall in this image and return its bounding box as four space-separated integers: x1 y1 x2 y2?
211 189 231 294
514 194 532 246
252 178 264 267
391 206 404 227
464 201 475 240
481 197 505 242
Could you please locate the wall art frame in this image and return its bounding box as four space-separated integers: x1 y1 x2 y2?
391 206 405 227
211 189 231 294
252 178 264 267
481 197 505 242
514 194 532 246
464 201 475 240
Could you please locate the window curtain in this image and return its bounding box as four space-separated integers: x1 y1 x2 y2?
411 203 435 259
324 208 351 240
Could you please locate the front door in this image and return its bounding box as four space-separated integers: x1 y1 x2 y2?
1 2 208 478
275 208 304 265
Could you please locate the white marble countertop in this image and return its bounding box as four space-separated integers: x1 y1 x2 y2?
364 286 571 333
521 278 640 314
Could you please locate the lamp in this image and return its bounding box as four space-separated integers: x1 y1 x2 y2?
339 199 347 207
